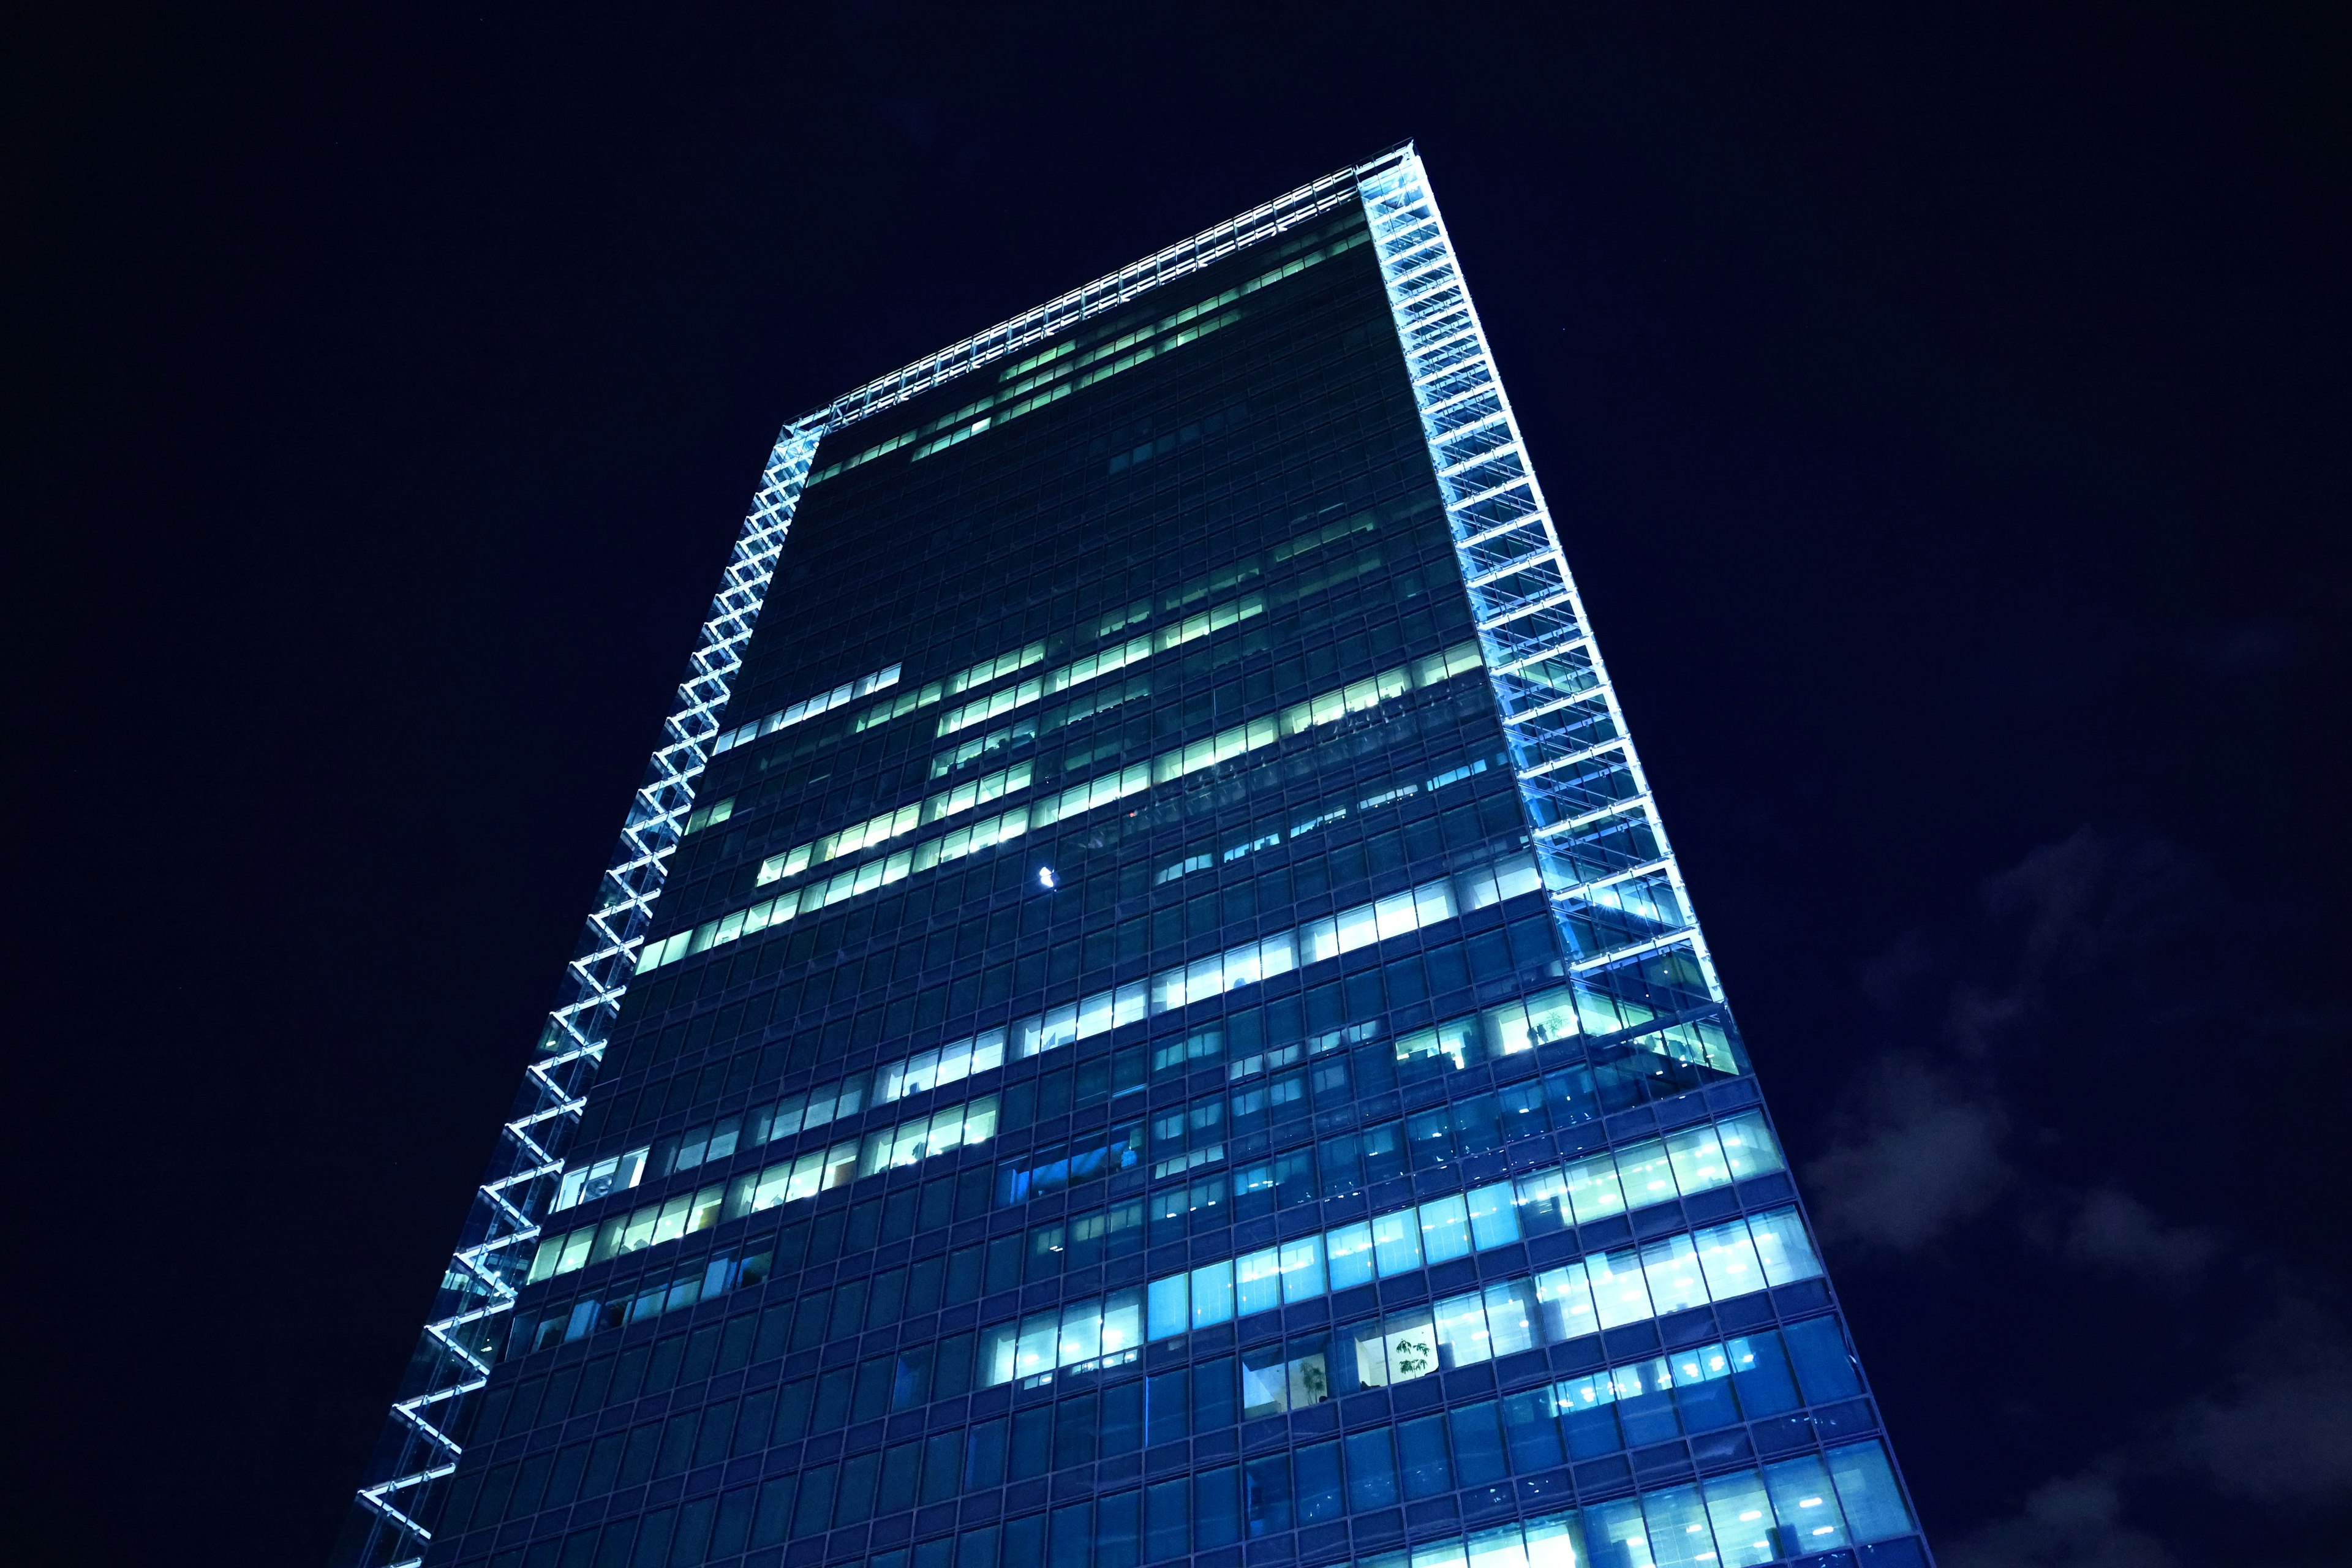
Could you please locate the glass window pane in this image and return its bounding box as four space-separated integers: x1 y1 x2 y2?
1716 1111 1782 1180
1701 1470 1778 1568
1014 1313 1057 1382
1763 1455 1850 1553
1662 1125 1728 1194
1420 1194 1472 1263
1145 1479 1187 1562
1784 1316 1862 1403
1326 1222 1376 1289
1581 1498 1649 1568
1825 1441 1915 1542
1448 1401 1508 1485
1562 1153 1625 1224
1366 1310 1439 1385
1243 1452 1292 1535
1513 1169 1572 1235
1241 1348 1288 1420
1482 1280 1539 1357
1726 1335 1800 1417
1286 1337 1332 1409
1279 1235 1326 1302
1372 1209 1423 1276
1465 1524 1528 1568
1640 1234 1709 1315
1499 1387 1565 1473
1101 1288 1143 1359
1052 1498 1093 1568
1395 1414 1452 1499
1191 1263 1235 1327
1586 1249 1655 1329
1521 1517 1588 1568
1532 1264 1598 1344
1147 1275 1188 1340
1193 1466 1240 1549
1345 1428 1398 1510
1613 1140 1678 1210
1433 1292 1493 1368
1640 1484 1717 1568
1692 1219 1766 1300
1235 1248 1283 1317
1467 1182 1520 1248
1746 1208 1823 1286
982 1323 1017 1387
1058 1301 1102 1366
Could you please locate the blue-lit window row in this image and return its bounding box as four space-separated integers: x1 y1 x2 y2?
576 833 1541 1199
451 1340 1907 1568
535 987 1751 1352
639 645 1488 975
654 597 1477 982
709 663 905 759
979 1203 1819 1390
528 977 1763 1357
513 1053 1779 1355
793 1443 1918 1568
529 1098 998 1284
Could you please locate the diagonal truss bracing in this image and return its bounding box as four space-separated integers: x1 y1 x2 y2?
338 428 821 1568
1353 147 1731 1017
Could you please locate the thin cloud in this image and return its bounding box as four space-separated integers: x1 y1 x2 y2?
1805 1052 2011 1251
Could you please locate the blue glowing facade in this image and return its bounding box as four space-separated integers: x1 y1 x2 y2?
336 146 1931 1568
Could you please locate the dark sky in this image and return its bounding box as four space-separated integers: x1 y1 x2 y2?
10 4 2349 1564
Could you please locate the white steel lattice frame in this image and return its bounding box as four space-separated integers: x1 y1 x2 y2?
343 165 1375 1568
1353 147 1727 1006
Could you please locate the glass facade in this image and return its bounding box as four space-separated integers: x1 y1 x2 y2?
336 146 1930 1568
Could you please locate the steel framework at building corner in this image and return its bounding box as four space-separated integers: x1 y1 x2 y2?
1354 146 1725 1009
339 162 1374 1568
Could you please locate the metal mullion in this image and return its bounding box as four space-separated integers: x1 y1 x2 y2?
1407 344 1486 386
1568 929 1704 976
1427 402 1510 446
1415 365 1497 407
1487 638 1595 683
1423 393 1506 436
1474 588 1580 638
1454 505 1548 547
1550 856 1678 904
1430 475 1543 524
1547 795 1658 840
1434 429 1520 479
1474 586 1575 632
1458 540 1552 587
1403 317 1481 361
1519 733 1634 786
1458 535 1553 582
1499 681 1614 732
1436 440 1527 482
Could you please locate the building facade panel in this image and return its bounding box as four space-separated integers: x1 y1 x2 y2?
337 147 1929 1568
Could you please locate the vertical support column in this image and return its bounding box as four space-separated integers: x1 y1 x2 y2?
334 424 825 1568
1354 148 1739 1063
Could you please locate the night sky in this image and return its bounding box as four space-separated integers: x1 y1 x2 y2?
12 6 2349 1564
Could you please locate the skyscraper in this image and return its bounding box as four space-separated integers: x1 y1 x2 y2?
337 145 1931 1568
